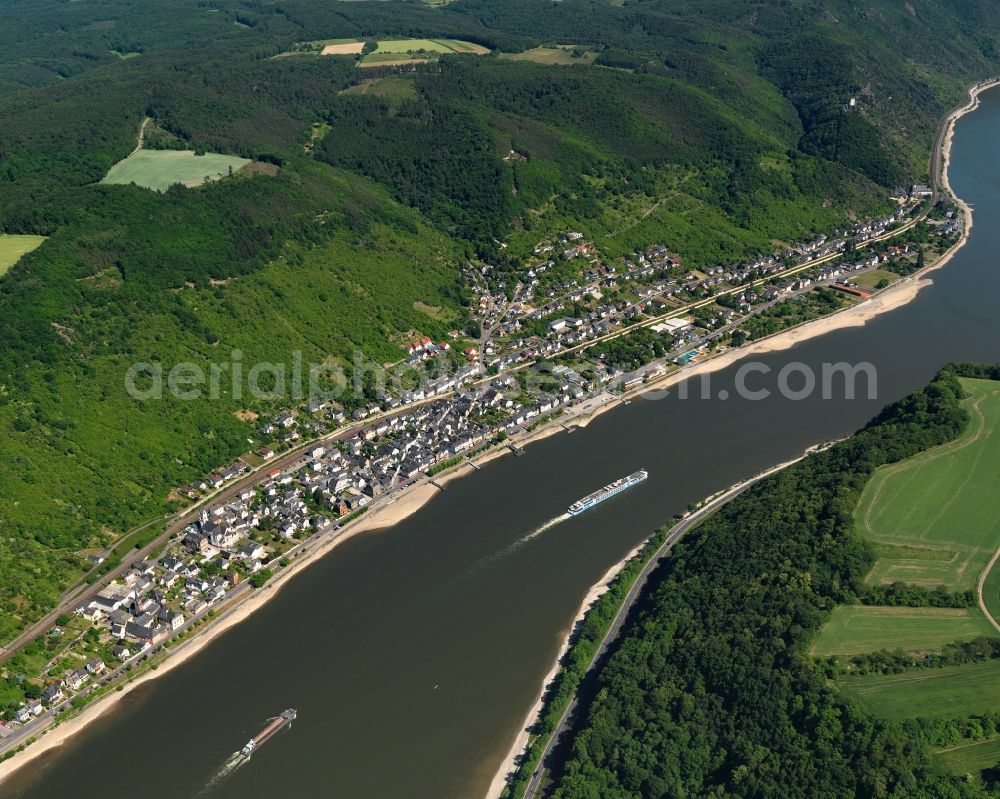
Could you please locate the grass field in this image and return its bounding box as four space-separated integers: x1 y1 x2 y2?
499 46 597 65
369 38 489 55
837 660 1000 719
341 77 419 102
934 735 1000 775
358 54 434 68
0 234 45 276
856 378 1000 592
811 605 996 657
854 268 900 290
982 554 1000 628
101 150 251 192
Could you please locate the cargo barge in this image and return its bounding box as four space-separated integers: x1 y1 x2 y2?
241 709 297 758
567 469 647 516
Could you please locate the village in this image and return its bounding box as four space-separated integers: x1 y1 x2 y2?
0 185 962 736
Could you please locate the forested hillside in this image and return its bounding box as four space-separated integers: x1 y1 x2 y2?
549 369 996 797
0 0 997 643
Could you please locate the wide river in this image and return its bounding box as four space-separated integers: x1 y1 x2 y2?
8 89 1000 799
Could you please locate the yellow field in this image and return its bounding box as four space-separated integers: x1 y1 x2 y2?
321 42 365 55
0 234 46 276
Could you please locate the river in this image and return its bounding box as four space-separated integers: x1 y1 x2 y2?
6 88 1000 799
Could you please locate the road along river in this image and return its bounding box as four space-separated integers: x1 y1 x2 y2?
6 88 1000 799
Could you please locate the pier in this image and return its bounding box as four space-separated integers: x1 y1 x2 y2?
464 458 481 471
429 479 446 492
508 444 525 456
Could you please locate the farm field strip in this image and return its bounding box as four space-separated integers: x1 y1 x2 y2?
811 605 996 657
498 45 598 65
321 42 365 55
934 735 1000 775
855 378 1000 592
837 660 1000 720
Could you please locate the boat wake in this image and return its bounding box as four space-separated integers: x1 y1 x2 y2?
197 751 249 795
458 513 572 580
509 513 571 550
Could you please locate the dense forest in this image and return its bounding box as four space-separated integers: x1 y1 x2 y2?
0 0 997 643
548 366 1000 797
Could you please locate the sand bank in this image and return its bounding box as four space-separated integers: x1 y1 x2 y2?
3 77 994 792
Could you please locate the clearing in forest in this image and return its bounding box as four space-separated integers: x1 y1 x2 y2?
0 234 45 276
101 150 252 192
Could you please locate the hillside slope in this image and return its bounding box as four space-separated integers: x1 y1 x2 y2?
0 0 996 643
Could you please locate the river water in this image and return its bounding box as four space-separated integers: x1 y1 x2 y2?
7 89 1000 799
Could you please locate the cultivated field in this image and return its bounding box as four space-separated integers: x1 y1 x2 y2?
934 735 1000 775
810 605 996 657
837 660 1000 720
856 378 1000 592
101 150 251 192
499 46 597 66
0 234 45 276
368 38 489 56
341 77 418 102
321 41 365 55
437 39 491 54
358 52 434 68
983 558 1000 629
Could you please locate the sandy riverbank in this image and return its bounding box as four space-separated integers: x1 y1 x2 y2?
0 477 452 784
483 538 647 799
481 78 996 799
3 77 994 793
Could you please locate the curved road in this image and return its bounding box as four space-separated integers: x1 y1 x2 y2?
521 455 808 799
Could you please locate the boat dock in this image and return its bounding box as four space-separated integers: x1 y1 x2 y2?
508 444 525 456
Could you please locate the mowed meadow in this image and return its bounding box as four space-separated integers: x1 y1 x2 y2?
811 605 996 658
856 377 1000 592
811 373 1000 774
837 660 1000 720
0 233 45 275
101 150 252 192
812 378 1000 660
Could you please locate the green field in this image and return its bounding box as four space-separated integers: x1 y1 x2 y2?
854 268 900 290
856 378 1000 591
358 52 435 67
934 735 1000 775
373 38 488 55
811 605 996 657
342 77 419 102
837 660 1000 720
101 150 251 192
499 46 597 65
982 554 1000 628
0 233 45 276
